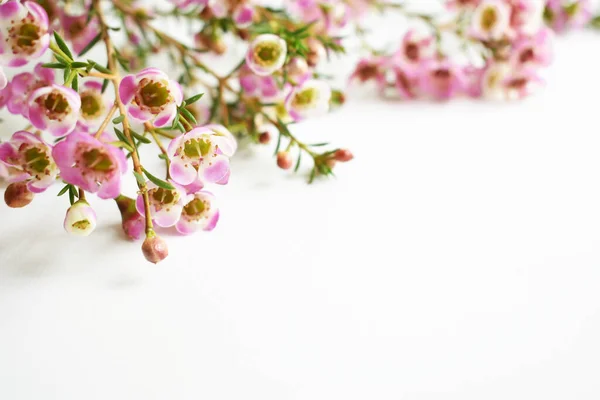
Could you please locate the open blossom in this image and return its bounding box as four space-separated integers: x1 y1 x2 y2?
0 131 58 193
52 131 127 199
246 34 288 76
419 59 465 100
512 29 553 68
394 29 436 70
78 80 113 129
239 65 280 101
60 13 100 55
470 0 512 40
136 181 186 228
544 0 593 31
0 1 50 66
6 63 54 116
176 191 219 235
64 200 97 237
285 79 331 120
167 125 236 187
119 67 183 128
28 84 81 136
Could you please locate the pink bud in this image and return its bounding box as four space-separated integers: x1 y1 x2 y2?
142 232 169 264
277 151 293 170
4 182 34 208
259 131 271 144
334 149 354 162
115 195 144 240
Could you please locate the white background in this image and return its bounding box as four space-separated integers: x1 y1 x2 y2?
1 4 600 400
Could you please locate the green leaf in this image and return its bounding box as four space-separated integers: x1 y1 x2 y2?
91 62 112 74
110 141 134 152
68 185 78 205
101 78 109 94
71 75 78 91
309 142 329 147
112 115 125 124
179 107 197 126
70 61 88 69
113 128 128 143
57 184 71 197
53 54 71 66
54 32 73 60
132 171 146 187
79 34 101 55
142 167 175 190
130 130 151 144
184 93 204 105
158 153 168 160
294 152 302 172
42 62 67 69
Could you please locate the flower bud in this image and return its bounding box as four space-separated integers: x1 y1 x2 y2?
4 182 34 208
334 149 354 162
142 231 169 264
64 200 97 236
277 151 293 170
258 131 271 144
307 38 326 67
115 195 144 240
286 57 309 82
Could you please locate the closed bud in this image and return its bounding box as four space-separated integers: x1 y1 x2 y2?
334 149 354 162
4 182 34 208
115 196 144 240
277 151 293 170
64 200 97 237
258 131 271 144
286 57 309 82
307 38 326 67
142 232 169 264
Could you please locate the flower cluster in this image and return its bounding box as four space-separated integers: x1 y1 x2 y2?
0 0 242 264
544 0 598 32
352 1 554 101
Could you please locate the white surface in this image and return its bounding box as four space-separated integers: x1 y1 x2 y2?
1 29 600 400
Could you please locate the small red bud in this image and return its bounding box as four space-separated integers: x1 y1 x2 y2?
142 232 169 264
258 131 271 144
4 182 34 208
276 151 293 170
334 149 354 162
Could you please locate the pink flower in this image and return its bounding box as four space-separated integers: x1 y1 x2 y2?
285 79 331 120
119 67 183 128
167 125 236 187
0 67 6 90
60 12 101 55
64 200 97 236
0 131 58 193
27 84 81 136
470 0 512 41
52 131 127 199
245 34 288 76
233 4 254 28
446 0 482 9
419 59 465 100
392 66 419 99
511 28 553 68
239 65 280 101
136 180 186 228
0 1 50 66
350 56 389 90
393 29 436 70
79 80 113 129
6 63 54 116
545 0 593 32
176 191 219 235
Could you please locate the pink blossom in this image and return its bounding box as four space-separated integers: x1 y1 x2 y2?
79 80 113 129
511 28 553 68
233 4 254 28
545 0 593 32
136 180 186 228
27 84 81 136
470 0 512 41
0 131 58 193
176 191 219 235
0 1 50 67
393 30 436 70
239 65 281 101
52 131 127 199
350 56 389 90
6 63 54 116
285 79 331 121
60 12 100 54
246 34 288 76
418 59 465 100
167 125 236 187
392 66 419 99
119 67 183 128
